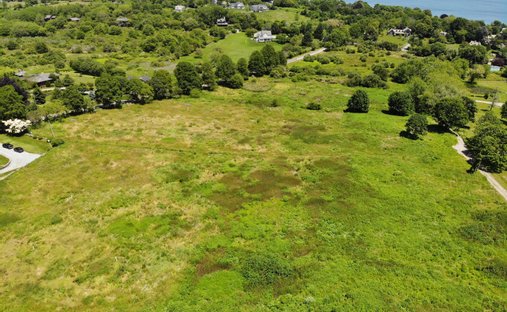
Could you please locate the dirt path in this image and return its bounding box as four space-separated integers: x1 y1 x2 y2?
287 48 327 64
453 135 507 201
475 100 503 107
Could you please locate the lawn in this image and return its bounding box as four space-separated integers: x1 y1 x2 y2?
0 79 505 311
0 154 8 167
255 8 309 23
180 32 282 63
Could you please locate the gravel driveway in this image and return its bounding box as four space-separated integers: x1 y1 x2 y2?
0 148 41 175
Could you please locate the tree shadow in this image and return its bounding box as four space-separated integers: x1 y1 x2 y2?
427 124 448 134
399 130 418 140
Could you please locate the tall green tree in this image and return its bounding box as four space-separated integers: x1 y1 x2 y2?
216 55 236 84
95 73 124 107
237 58 249 79
127 79 154 104
433 98 470 130
175 62 202 95
388 92 414 116
405 114 428 139
261 45 279 73
201 62 217 91
149 70 173 100
248 50 266 77
501 102 507 119
33 87 46 105
62 86 86 111
0 85 26 120
347 90 369 113
466 112 507 173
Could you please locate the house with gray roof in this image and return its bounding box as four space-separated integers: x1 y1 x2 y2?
253 30 276 42
251 4 269 12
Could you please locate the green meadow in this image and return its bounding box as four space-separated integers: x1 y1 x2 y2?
0 78 505 311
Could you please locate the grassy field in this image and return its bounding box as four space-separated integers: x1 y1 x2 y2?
180 32 282 63
0 78 505 311
256 8 309 23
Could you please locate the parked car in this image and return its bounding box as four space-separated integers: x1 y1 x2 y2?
2 143 13 149
13 147 24 153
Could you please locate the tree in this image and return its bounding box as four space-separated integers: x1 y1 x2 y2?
0 85 26 120
313 23 325 40
463 97 477 122
458 45 487 65
61 86 86 111
34 41 48 54
405 114 428 139
407 78 428 113
33 87 46 105
261 45 279 73
433 98 469 130
149 70 173 100
216 55 236 85
346 90 369 113
237 58 249 79
228 73 244 89
302 23 313 46
127 79 154 104
201 62 217 91
501 102 507 119
248 50 266 77
95 73 123 107
175 62 202 95
388 92 414 116
466 112 507 173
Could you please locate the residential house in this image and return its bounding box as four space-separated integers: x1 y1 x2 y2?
439 31 448 37
216 17 228 26
387 27 412 37
26 73 55 87
469 40 482 46
251 4 269 12
228 2 245 9
14 70 26 78
253 30 276 42
44 15 56 21
116 17 130 26
175 5 185 12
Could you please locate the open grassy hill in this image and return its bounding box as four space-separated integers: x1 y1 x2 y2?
0 79 505 311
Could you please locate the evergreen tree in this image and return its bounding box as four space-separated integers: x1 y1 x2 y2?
302 24 314 46
261 45 279 73
0 85 26 120
347 90 369 113
33 87 46 105
501 102 507 119
313 23 325 40
237 58 249 79
248 50 266 77
216 55 236 84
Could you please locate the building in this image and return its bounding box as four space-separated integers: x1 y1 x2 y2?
253 30 276 42
469 41 482 46
14 70 26 78
439 31 448 37
216 17 228 26
26 73 55 87
251 4 269 12
44 15 56 22
228 2 245 9
175 5 185 12
116 17 130 26
387 27 412 37
69 17 81 22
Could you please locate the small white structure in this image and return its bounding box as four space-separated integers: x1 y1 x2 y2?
388 27 412 37
254 30 276 42
228 2 245 9
469 40 482 46
69 17 81 22
251 4 269 12
175 5 185 12
439 31 448 37
216 17 228 26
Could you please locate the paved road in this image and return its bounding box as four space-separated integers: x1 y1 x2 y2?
0 148 41 175
453 135 507 201
287 48 327 64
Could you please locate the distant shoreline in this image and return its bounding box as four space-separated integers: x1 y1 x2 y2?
345 0 507 24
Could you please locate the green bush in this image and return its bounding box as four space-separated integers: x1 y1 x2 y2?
50 138 65 147
240 253 293 287
306 102 321 110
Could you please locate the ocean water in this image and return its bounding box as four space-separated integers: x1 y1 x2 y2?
346 0 507 23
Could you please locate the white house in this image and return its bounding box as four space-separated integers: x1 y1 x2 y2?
251 4 269 12
254 30 276 42
216 17 228 26
175 5 186 12
388 27 412 37
469 40 482 46
228 2 245 9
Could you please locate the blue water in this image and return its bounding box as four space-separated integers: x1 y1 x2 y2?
345 0 507 23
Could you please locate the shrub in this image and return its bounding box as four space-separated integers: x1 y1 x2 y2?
405 114 428 139
347 90 369 113
227 73 244 89
240 253 293 287
388 91 414 116
306 102 321 110
50 138 65 147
